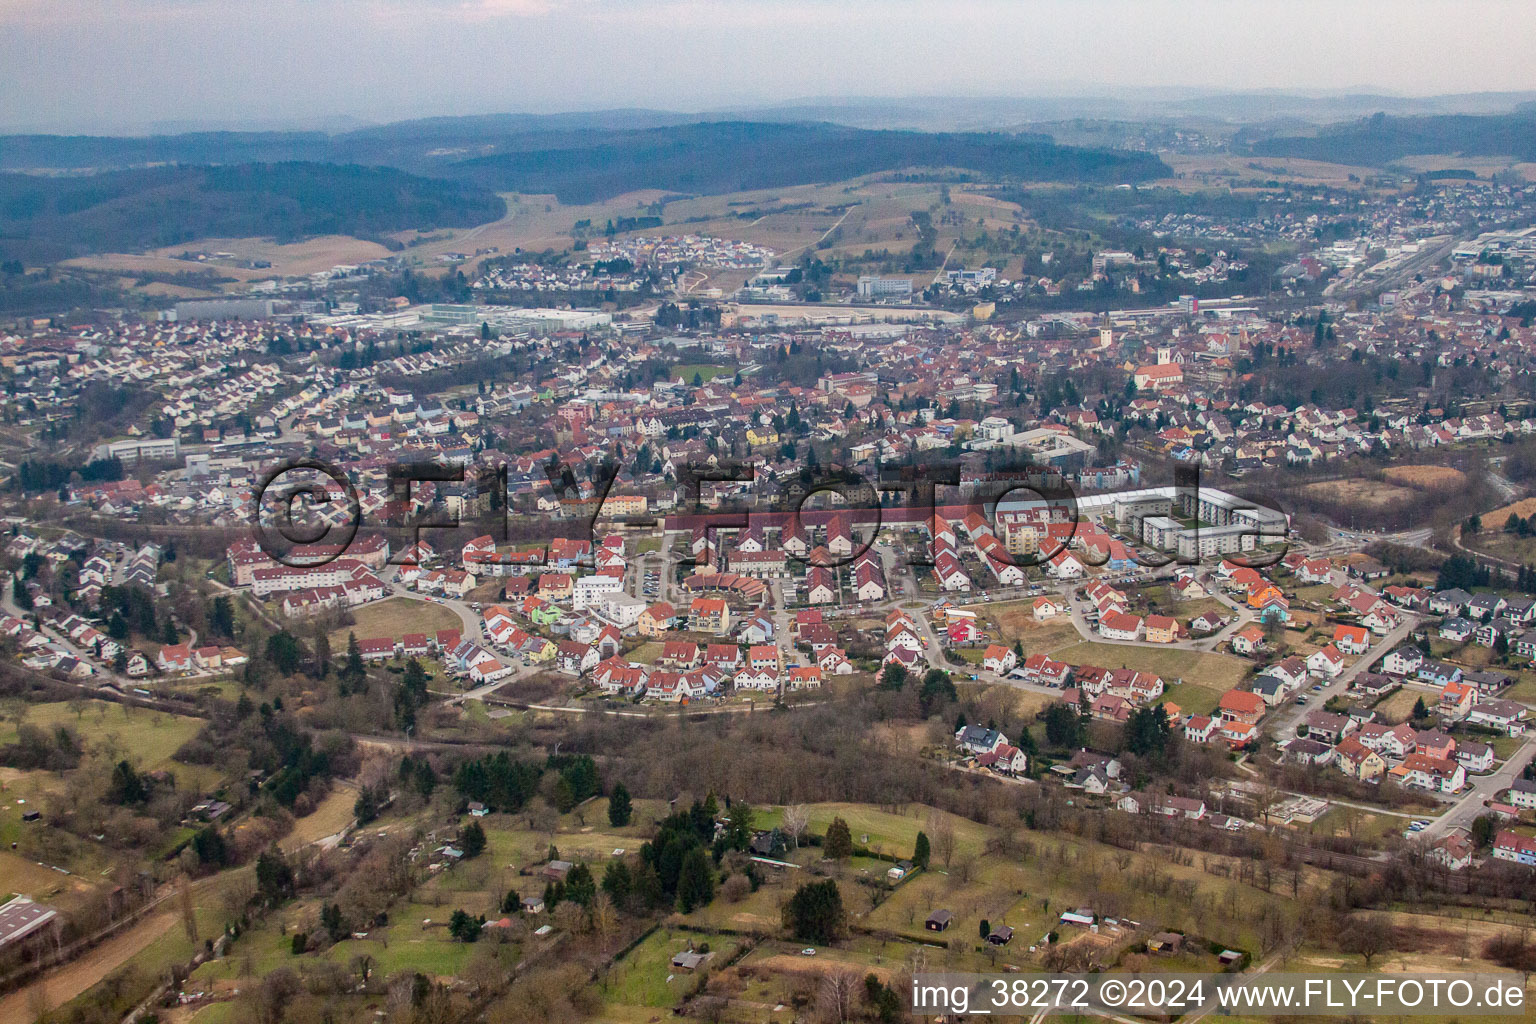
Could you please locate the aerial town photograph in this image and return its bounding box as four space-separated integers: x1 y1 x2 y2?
2 1 1536 1021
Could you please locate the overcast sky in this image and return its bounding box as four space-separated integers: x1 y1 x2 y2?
2 0 1535 133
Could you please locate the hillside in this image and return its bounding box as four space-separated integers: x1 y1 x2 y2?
442 121 1170 203
0 119 1167 260
1244 109 1536 167
0 162 507 262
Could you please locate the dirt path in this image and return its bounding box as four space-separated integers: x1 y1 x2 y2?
0 908 177 1022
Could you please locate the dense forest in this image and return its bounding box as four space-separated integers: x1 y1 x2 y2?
444 121 1170 202
0 162 506 262
0 119 1170 261
1245 109 1536 166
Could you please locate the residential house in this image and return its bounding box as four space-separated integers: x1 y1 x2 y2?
955 725 1008 755
982 644 1017 675
1217 689 1265 725
1334 737 1386 782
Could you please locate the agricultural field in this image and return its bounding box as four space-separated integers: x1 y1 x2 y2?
1381 465 1466 489
1162 153 1381 187
1302 479 1417 509
1479 495 1536 526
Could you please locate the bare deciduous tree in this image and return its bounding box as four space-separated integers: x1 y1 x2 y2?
1339 913 1392 968
783 804 810 850
927 813 956 869
817 970 860 1024
350 952 376 986
590 890 617 939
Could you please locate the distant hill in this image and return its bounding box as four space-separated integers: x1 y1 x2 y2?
0 115 693 174
0 118 1169 196
0 120 1168 260
0 131 330 172
1243 109 1536 166
440 121 1169 202
0 162 506 263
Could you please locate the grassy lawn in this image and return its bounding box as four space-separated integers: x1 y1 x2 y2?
1488 733 1526 760
1292 583 1336 604
627 641 664 664
478 808 665 875
1172 597 1232 623
602 926 735 1009
1498 676 1536 705
752 802 989 862
330 597 463 645
1158 682 1224 716
1372 688 1422 725
197 894 478 982
280 781 358 852
163 680 243 702
971 601 1081 653
0 700 214 785
1050 641 1248 691
681 877 789 931
669 363 736 383
1311 806 1405 844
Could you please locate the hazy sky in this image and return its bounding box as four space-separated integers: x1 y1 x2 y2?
2 0 1535 132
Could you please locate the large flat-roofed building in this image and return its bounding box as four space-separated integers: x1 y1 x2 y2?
856 276 913 299
1000 484 1290 562
999 428 1095 472
1141 515 1185 552
0 896 61 954
91 436 181 464
420 305 612 334
1115 494 1173 533
1142 515 1283 561
172 297 278 321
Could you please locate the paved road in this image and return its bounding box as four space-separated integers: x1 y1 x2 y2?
1421 730 1536 839
0 575 137 687
1060 570 1249 653
1264 613 1421 740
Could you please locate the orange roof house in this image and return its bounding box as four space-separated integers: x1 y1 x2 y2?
1218 688 1265 724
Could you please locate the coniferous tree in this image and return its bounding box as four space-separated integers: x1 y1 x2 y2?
824 816 854 859
460 821 486 859
676 847 715 913
341 632 367 694
608 782 632 827
784 879 846 943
